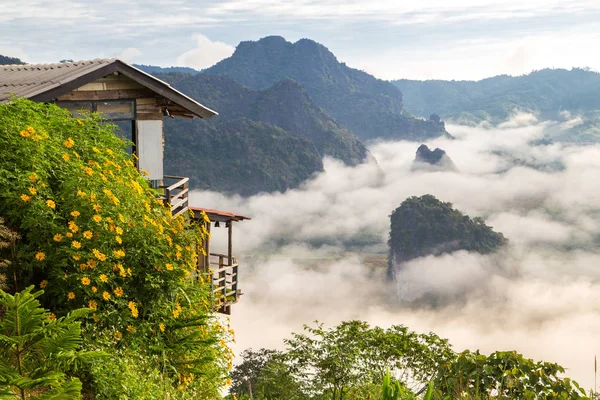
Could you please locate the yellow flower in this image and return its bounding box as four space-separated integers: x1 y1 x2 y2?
20 129 31 137
99 274 108 283
226 378 232 386
83 231 93 240
62 153 70 161
118 214 125 223
127 325 135 333
68 221 79 232
88 300 97 309
93 204 101 212
115 236 122 244
67 292 75 300
64 137 75 148
28 186 37 195
115 226 123 235
102 291 110 301
79 263 87 270
128 301 136 310
127 268 132 276
91 286 97 293
53 233 63 242
70 210 80 217
114 287 124 297
117 264 126 277
35 252 45 261
47 313 56 321
72 254 81 261
39 280 48 288
87 259 96 269
84 167 93 176
92 214 102 223
76 119 84 126
29 172 37 183
173 309 180 318
46 200 55 209
81 277 90 285
131 307 138 318
77 190 86 197
72 241 81 249
92 249 106 261
90 193 96 202
159 323 165 332
114 331 122 340
20 194 31 202
66 232 73 238
166 263 173 271
113 249 125 258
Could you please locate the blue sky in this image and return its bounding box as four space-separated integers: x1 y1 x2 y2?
2 0 600 80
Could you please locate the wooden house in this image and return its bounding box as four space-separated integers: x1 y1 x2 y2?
0 59 247 313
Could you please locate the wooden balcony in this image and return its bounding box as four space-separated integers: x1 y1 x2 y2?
191 207 251 315
208 253 240 315
159 175 189 218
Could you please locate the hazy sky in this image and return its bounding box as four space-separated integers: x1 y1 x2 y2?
2 0 600 80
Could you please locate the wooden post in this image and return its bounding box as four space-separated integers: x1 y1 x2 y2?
228 220 233 266
204 222 211 271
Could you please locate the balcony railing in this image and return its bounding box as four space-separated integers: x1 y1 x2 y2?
160 175 189 218
209 252 240 314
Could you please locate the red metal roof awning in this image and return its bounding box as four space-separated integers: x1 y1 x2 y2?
190 206 251 223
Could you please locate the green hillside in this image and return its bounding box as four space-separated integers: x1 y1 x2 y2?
151 72 368 195
388 195 507 276
203 36 449 141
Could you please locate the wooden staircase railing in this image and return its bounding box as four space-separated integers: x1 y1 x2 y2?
160 175 189 218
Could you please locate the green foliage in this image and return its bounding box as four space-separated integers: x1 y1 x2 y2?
228 348 307 400
283 320 453 399
388 194 507 272
0 286 99 399
433 350 588 399
204 36 449 142
0 99 233 396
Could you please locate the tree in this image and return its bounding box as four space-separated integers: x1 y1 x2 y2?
283 321 453 399
229 348 307 400
434 350 588 399
0 286 99 399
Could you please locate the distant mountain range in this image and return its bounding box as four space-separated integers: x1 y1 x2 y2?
203 36 448 142
0 55 24 65
393 68 600 142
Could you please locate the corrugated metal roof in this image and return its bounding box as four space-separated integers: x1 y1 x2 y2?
0 59 217 119
0 59 115 102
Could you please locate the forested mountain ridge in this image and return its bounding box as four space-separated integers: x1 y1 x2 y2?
393 68 600 141
152 72 368 195
203 36 449 141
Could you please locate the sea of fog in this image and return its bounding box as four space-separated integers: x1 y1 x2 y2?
190 113 600 390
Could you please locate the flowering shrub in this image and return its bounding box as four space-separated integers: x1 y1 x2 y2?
0 99 232 396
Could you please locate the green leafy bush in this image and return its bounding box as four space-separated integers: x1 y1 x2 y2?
0 286 98 399
0 99 233 396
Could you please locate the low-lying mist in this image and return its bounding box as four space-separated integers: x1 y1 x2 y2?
190 113 600 389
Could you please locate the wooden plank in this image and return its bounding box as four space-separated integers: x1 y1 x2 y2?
57 88 154 101
170 197 188 212
75 80 145 91
136 112 163 120
170 188 189 202
137 97 157 105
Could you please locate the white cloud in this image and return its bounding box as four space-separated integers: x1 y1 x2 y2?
117 47 141 62
176 34 234 70
188 115 600 389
